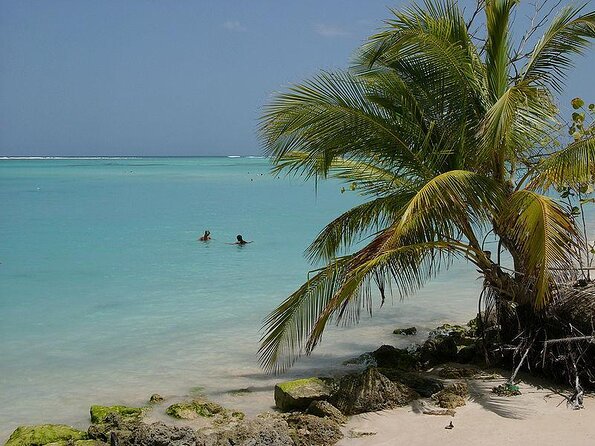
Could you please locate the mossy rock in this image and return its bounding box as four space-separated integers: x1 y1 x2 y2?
5 425 87 446
274 378 333 412
165 398 229 420
89 405 143 424
432 382 468 409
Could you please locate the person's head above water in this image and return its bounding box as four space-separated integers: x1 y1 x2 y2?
236 235 243 242
205 230 210 237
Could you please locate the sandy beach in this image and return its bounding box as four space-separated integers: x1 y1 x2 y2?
340 376 595 446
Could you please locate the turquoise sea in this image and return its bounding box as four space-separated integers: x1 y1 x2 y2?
2 157 589 439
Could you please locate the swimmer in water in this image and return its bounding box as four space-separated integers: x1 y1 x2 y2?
228 234 252 245
198 230 211 241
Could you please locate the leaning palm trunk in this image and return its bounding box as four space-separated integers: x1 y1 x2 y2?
258 0 595 392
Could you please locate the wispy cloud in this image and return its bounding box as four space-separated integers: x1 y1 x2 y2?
223 20 247 32
314 23 350 38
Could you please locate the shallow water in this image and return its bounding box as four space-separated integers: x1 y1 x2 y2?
0 157 591 440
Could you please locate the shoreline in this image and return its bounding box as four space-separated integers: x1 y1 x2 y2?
5 319 594 446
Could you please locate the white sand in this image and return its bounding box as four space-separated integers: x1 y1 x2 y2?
339 378 595 446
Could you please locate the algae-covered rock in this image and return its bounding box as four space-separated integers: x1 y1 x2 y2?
274 377 333 412
5 425 87 446
90 405 143 424
331 368 415 415
378 368 443 397
432 382 468 409
285 413 343 446
393 327 417 335
305 400 347 424
87 413 138 445
370 345 420 370
165 398 226 419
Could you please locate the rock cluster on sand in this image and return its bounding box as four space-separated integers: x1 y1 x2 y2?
5 318 499 446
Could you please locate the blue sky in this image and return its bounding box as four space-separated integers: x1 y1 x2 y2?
1 0 593 156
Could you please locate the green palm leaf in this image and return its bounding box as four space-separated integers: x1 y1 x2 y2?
530 136 595 189
520 6 595 92
499 190 580 308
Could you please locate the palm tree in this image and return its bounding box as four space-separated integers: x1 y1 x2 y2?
258 0 595 374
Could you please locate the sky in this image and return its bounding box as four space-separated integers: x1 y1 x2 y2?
0 0 593 156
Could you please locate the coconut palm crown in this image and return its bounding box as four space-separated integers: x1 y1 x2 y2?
258 0 595 372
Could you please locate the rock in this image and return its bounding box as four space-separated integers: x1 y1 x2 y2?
148 394 164 404
5 425 87 446
165 398 226 420
285 413 343 446
331 368 415 415
215 417 294 446
128 422 198 446
342 352 377 367
393 327 417 335
90 405 143 424
305 401 347 424
370 345 420 370
438 365 480 379
87 413 138 445
274 378 333 411
420 336 458 365
432 382 468 409
456 344 477 363
434 392 465 409
378 368 443 397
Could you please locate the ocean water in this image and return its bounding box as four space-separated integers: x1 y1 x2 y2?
1 157 588 439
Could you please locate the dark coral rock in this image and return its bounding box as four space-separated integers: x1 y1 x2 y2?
370 345 420 370
331 368 415 415
378 368 444 397
305 400 346 424
285 413 343 446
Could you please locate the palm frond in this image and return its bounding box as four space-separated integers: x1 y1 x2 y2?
521 6 595 93
529 135 595 189
485 0 516 99
258 236 464 373
396 170 502 243
306 192 416 263
272 151 416 196
260 71 433 178
499 190 580 308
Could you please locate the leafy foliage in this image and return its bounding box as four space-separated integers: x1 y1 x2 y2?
258 0 595 372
